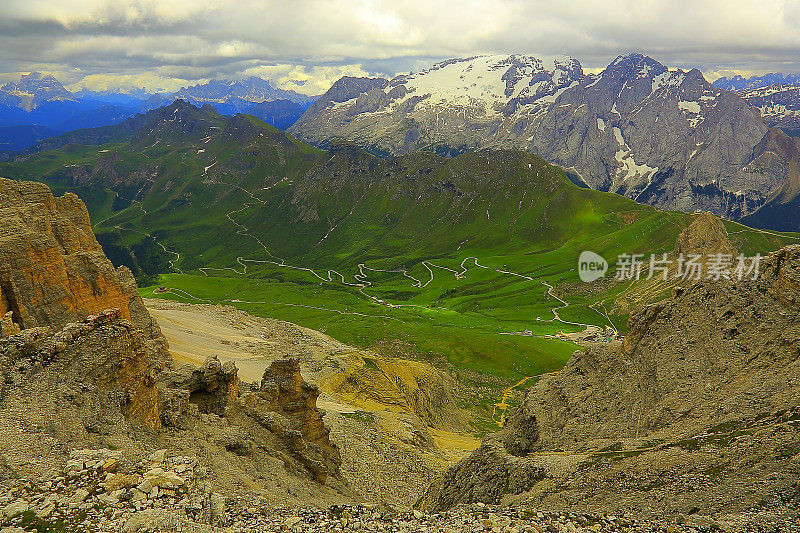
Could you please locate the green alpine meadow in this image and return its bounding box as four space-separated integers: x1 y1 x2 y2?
1 101 793 391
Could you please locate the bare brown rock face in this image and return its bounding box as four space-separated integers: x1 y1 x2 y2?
0 179 347 500
0 309 164 434
422 245 800 518
156 355 343 485
674 211 737 258
258 358 342 482
158 357 240 427
213 358 344 484
0 311 19 337
0 178 167 356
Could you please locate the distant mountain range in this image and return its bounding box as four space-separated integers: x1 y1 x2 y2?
174 76 315 108
712 73 800 135
734 84 800 134
0 73 144 151
713 73 800 91
0 72 75 111
8 59 800 229
0 100 677 282
289 53 800 222
0 73 316 151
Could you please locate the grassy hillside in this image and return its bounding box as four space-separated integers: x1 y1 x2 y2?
1 101 796 428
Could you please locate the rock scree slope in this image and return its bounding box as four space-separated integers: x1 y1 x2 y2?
420 244 800 527
0 179 356 515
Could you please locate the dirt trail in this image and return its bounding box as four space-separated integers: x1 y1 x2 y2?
491 371 561 427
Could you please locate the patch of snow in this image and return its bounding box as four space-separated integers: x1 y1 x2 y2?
651 72 670 92
638 63 654 78
613 126 625 146
758 103 800 117
596 117 606 132
330 97 358 110
612 127 659 184
678 100 703 128
651 71 685 93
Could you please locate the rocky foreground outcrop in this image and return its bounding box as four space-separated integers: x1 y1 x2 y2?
0 179 352 527
613 212 738 314
0 178 166 357
420 245 800 528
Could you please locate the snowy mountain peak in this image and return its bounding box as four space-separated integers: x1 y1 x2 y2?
385 54 583 109
605 53 667 80
291 52 775 221
0 71 75 110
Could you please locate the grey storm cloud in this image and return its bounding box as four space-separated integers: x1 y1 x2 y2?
2 0 800 93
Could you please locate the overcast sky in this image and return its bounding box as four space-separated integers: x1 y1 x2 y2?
2 0 800 94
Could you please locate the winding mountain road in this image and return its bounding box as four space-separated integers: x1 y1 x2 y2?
108 157 607 337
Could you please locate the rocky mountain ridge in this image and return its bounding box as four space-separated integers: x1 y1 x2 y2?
0 73 316 154
736 84 800 133
290 53 798 220
713 73 800 91
419 242 800 530
0 178 490 532
0 72 76 111
174 76 315 109
2 145 799 531
0 178 166 354
0 178 354 509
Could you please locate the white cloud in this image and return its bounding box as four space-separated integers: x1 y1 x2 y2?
69 72 189 93
241 64 371 95
2 0 800 93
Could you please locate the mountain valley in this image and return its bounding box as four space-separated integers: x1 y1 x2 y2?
4 23 800 532
2 152 800 531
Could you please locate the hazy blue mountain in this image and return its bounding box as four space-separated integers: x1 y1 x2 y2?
0 124 58 151
713 73 800 91
243 99 305 130
0 73 317 149
0 72 75 111
174 76 315 108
